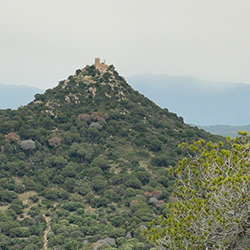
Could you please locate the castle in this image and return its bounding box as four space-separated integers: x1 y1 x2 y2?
94 58 108 72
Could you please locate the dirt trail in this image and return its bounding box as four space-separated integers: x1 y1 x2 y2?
43 215 51 250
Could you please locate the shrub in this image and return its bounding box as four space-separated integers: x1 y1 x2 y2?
149 139 163 151
62 202 84 212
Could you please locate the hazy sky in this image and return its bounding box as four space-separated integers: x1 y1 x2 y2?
1 0 250 89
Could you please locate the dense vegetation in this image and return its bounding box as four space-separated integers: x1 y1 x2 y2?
148 133 250 249
0 64 225 249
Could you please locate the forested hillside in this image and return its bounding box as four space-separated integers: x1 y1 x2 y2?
0 64 225 249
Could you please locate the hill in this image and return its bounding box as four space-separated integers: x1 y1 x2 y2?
127 74 250 126
0 62 225 249
0 82 44 109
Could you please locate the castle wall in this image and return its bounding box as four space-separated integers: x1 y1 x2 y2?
95 58 108 71
95 58 100 66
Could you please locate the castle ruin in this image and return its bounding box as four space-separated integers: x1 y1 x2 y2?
95 58 108 72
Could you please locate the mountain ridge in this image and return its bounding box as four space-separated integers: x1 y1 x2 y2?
0 82 43 109
127 74 250 126
198 124 250 138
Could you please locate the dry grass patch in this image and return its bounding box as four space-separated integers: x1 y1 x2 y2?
0 206 9 213
14 177 23 184
139 161 153 175
110 163 121 174
17 210 30 221
18 191 37 205
84 205 96 214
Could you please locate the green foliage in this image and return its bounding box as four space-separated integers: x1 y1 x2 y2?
92 177 106 192
151 154 169 167
62 202 84 212
136 170 150 185
27 206 40 217
43 188 60 200
29 194 39 203
0 190 18 202
93 156 110 172
149 139 163 151
125 177 142 189
124 188 136 198
91 197 110 208
148 134 250 249
9 199 24 214
10 226 31 237
0 62 227 249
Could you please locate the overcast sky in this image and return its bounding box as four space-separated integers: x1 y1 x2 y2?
1 0 250 89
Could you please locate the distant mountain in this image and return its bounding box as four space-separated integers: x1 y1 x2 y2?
197 125 250 138
127 74 250 126
0 82 44 109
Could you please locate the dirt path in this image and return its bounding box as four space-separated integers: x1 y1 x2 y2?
43 215 51 250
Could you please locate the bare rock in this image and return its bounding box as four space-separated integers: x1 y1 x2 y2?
126 232 132 239
140 225 148 230
83 240 89 246
65 96 70 102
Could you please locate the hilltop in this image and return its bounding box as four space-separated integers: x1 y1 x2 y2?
0 60 225 249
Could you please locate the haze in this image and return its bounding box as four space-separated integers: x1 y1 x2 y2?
1 0 250 89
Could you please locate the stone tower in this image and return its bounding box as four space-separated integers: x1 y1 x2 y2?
94 58 108 72
95 58 100 66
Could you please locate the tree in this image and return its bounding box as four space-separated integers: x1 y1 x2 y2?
62 202 84 212
0 189 18 202
9 199 24 214
148 132 250 249
53 156 68 169
93 157 110 172
92 177 106 192
149 139 163 151
64 178 76 193
136 171 150 185
125 176 142 189
20 140 36 155
48 136 62 147
87 127 99 140
43 188 60 200
4 132 20 142
61 165 76 178
77 144 94 163
111 216 126 227
20 139 36 150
